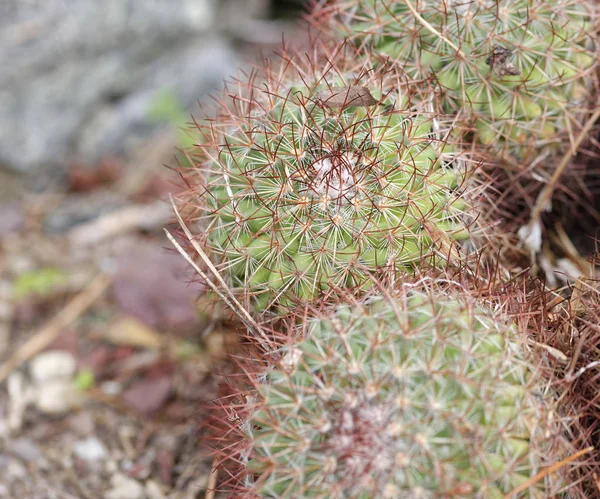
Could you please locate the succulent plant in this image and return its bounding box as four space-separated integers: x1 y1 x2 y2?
187 49 473 313
317 0 599 163
239 287 572 498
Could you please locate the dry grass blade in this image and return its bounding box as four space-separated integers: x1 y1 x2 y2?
164 229 266 343
402 0 463 55
528 107 600 230
316 85 379 108
527 339 568 364
503 446 594 498
69 200 171 246
205 461 219 499
166 194 266 342
0 273 110 384
423 221 465 268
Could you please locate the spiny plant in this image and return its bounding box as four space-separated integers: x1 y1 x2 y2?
182 43 476 314
213 283 576 498
535 272 600 496
315 0 599 164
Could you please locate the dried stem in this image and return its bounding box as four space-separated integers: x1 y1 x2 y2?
0 273 110 384
503 446 594 498
528 107 600 229
402 0 463 56
166 195 267 343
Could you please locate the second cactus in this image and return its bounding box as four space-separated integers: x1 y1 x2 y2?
242 288 572 497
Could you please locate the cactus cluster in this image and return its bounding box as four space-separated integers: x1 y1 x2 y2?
242 289 568 498
171 1 600 496
196 59 471 313
321 0 598 161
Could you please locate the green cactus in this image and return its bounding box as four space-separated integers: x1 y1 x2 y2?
243 290 571 497
321 0 598 161
194 61 472 314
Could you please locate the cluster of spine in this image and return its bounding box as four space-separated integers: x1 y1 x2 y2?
235 288 571 498
318 0 598 162
192 51 471 313
176 2 600 497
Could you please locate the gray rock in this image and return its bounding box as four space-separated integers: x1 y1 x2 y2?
0 0 241 175
11 438 43 464
0 202 24 235
43 190 127 233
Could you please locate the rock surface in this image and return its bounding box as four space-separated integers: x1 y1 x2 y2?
0 0 254 175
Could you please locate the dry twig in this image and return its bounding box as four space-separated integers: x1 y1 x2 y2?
205 461 219 499
165 194 267 343
503 446 594 498
69 201 172 246
0 273 110 384
527 108 600 232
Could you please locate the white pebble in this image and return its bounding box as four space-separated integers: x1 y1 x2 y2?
34 380 82 414
145 480 165 499
106 473 145 499
30 350 76 383
100 381 122 396
73 436 108 463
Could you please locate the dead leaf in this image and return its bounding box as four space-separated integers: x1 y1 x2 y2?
486 46 520 76
122 376 172 416
316 86 379 109
111 238 204 328
156 449 174 485
0 202 24 235
105 316 163 349
68 158 122 193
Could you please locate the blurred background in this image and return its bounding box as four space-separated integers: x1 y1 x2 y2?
0 1 306 497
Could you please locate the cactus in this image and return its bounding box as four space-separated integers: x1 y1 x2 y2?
318 0 598 162
238 288 572 498
187 48 473 314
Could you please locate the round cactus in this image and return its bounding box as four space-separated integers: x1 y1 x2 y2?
242 289 572 497
189 51 472 313
318 0 598 162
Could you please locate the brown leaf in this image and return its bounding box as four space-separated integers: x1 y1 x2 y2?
156 449 174 485
122 375 172 416
104 316 164 349
111 238 204 329
316 86 379 109
0 202 24 235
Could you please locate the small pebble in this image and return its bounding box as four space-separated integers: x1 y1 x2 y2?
73 436 108 463
11 438 43 464
7 459 26 478
30 350 76 383
100 381 122 396
145 480 165 499
105 473 145 499
0 202 24 235
34 380 82 414
68 411 95 435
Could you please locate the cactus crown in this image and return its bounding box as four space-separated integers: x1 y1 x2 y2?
190 48 471 313
242 288 570 498
321 0 598 160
